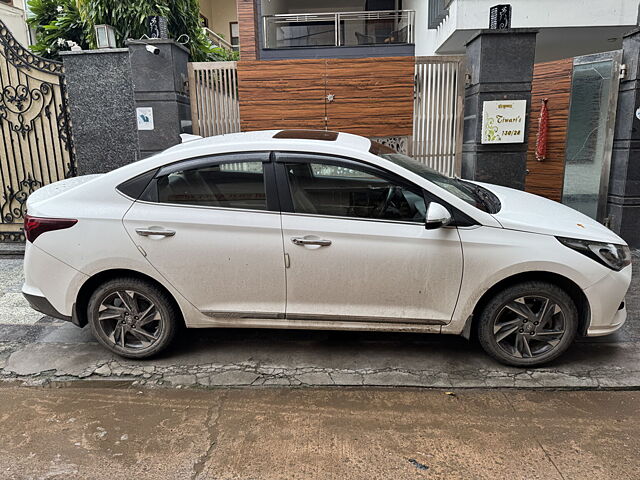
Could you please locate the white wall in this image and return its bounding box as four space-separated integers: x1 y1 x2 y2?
199 0 238 41
404 0 439 55
0 0 30 47
413 0 638 60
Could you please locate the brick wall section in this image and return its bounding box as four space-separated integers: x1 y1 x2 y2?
237 0 258 61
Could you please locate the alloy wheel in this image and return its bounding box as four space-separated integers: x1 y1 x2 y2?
493 295 567 359
96 289 164 352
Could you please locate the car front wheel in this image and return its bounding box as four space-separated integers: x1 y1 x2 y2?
477 281 578 367
87 277 179 359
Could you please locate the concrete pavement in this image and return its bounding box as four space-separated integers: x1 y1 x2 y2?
0 385 638 480
0 254 639 389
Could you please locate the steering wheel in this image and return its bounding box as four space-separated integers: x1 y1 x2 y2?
377 186 399 217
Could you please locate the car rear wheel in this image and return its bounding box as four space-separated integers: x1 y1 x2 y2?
87 277 179 359
477 281 578 367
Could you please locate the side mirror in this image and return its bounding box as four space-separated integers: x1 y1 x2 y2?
425 202 452 230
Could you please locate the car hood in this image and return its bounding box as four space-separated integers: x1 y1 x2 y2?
474 182 625 245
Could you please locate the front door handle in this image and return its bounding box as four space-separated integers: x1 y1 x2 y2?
291 236 332 247
136 228 176 237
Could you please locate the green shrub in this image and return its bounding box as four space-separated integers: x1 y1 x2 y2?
27 0 238 61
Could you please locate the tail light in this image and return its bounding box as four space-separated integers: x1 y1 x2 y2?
24 215 77 243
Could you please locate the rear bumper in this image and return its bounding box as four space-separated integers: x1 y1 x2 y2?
22 242 88 325
23 292 72 323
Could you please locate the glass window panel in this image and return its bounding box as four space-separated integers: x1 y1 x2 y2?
156 161 266 210
562 60 614 219
286 161 426 222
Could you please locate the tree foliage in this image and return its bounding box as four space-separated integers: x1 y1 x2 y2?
27 0 238 61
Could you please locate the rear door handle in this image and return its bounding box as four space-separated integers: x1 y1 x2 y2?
291 236 332 247
136 228 176 237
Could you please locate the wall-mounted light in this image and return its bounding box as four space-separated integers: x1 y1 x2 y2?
95 24 116 49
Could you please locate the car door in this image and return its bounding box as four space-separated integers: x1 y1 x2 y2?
275 152 463 325
123 152 286 318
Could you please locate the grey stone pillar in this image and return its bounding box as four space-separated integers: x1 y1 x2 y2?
61 49 139 175
461 29 538 189
127 39 191 158
608 28 640 247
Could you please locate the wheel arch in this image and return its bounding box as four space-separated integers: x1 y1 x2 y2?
73 268 185 328
465 271 591 339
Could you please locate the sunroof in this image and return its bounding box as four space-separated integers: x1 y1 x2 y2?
273 130 339 141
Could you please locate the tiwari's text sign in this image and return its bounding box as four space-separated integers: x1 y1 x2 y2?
481 100 526 144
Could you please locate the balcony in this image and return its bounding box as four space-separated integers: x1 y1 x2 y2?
261 10 415 57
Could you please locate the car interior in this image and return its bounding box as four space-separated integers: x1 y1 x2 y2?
285 162 426 222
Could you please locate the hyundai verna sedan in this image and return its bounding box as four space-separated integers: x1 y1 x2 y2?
22 130 632 366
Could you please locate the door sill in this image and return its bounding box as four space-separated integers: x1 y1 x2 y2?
196 311 444 333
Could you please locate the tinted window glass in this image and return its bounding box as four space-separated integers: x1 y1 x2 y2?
377 152 501 213
285 160 426 222
156 161 266 210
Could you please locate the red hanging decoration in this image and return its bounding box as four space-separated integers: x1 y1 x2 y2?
535 98 549 162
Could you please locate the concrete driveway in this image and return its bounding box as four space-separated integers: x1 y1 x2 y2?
0 385 638 480
0 255 639 389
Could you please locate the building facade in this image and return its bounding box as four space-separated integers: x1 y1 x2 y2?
0 0 30 47
421 0 638 61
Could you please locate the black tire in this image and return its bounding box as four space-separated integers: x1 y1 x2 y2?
477 281 578 367
87 277 179 359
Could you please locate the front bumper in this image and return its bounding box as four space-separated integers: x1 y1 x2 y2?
586 302 626 336
583 264 632 337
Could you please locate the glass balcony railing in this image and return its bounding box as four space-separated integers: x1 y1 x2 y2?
262 10 415 49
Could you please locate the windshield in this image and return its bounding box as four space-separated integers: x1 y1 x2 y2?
376 150 500 214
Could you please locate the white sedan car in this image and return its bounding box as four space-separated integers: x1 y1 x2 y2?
22 130 631 366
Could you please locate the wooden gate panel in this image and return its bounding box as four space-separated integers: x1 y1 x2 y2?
237 59 326 132
525 58 573 202
325 57 414 137
188 61 240 137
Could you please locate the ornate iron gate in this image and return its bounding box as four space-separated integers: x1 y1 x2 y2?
0 20 76 242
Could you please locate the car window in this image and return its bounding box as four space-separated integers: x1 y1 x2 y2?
285 160 426 222
155 161 267 210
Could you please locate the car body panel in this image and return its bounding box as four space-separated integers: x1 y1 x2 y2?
476 181 624 243
123 201 287 317
281 214 463 323
22 130 632 341
442 226 627 335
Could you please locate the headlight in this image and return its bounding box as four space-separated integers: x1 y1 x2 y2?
557 237 631 271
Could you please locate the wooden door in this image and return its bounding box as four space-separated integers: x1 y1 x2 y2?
525 58 573 202
237 59 327 132
325 57 414 137
236 57 414 137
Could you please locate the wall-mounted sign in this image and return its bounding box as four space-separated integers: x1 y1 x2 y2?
635 106 640 121
136 107 154 131
481 100 526 144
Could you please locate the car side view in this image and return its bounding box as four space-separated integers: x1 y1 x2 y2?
22 130 632 367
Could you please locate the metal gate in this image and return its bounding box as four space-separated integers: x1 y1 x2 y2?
188 61 240 137
0 20 76 242
411 56 465 176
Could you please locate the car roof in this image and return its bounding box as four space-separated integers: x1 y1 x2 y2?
162 130 373 157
